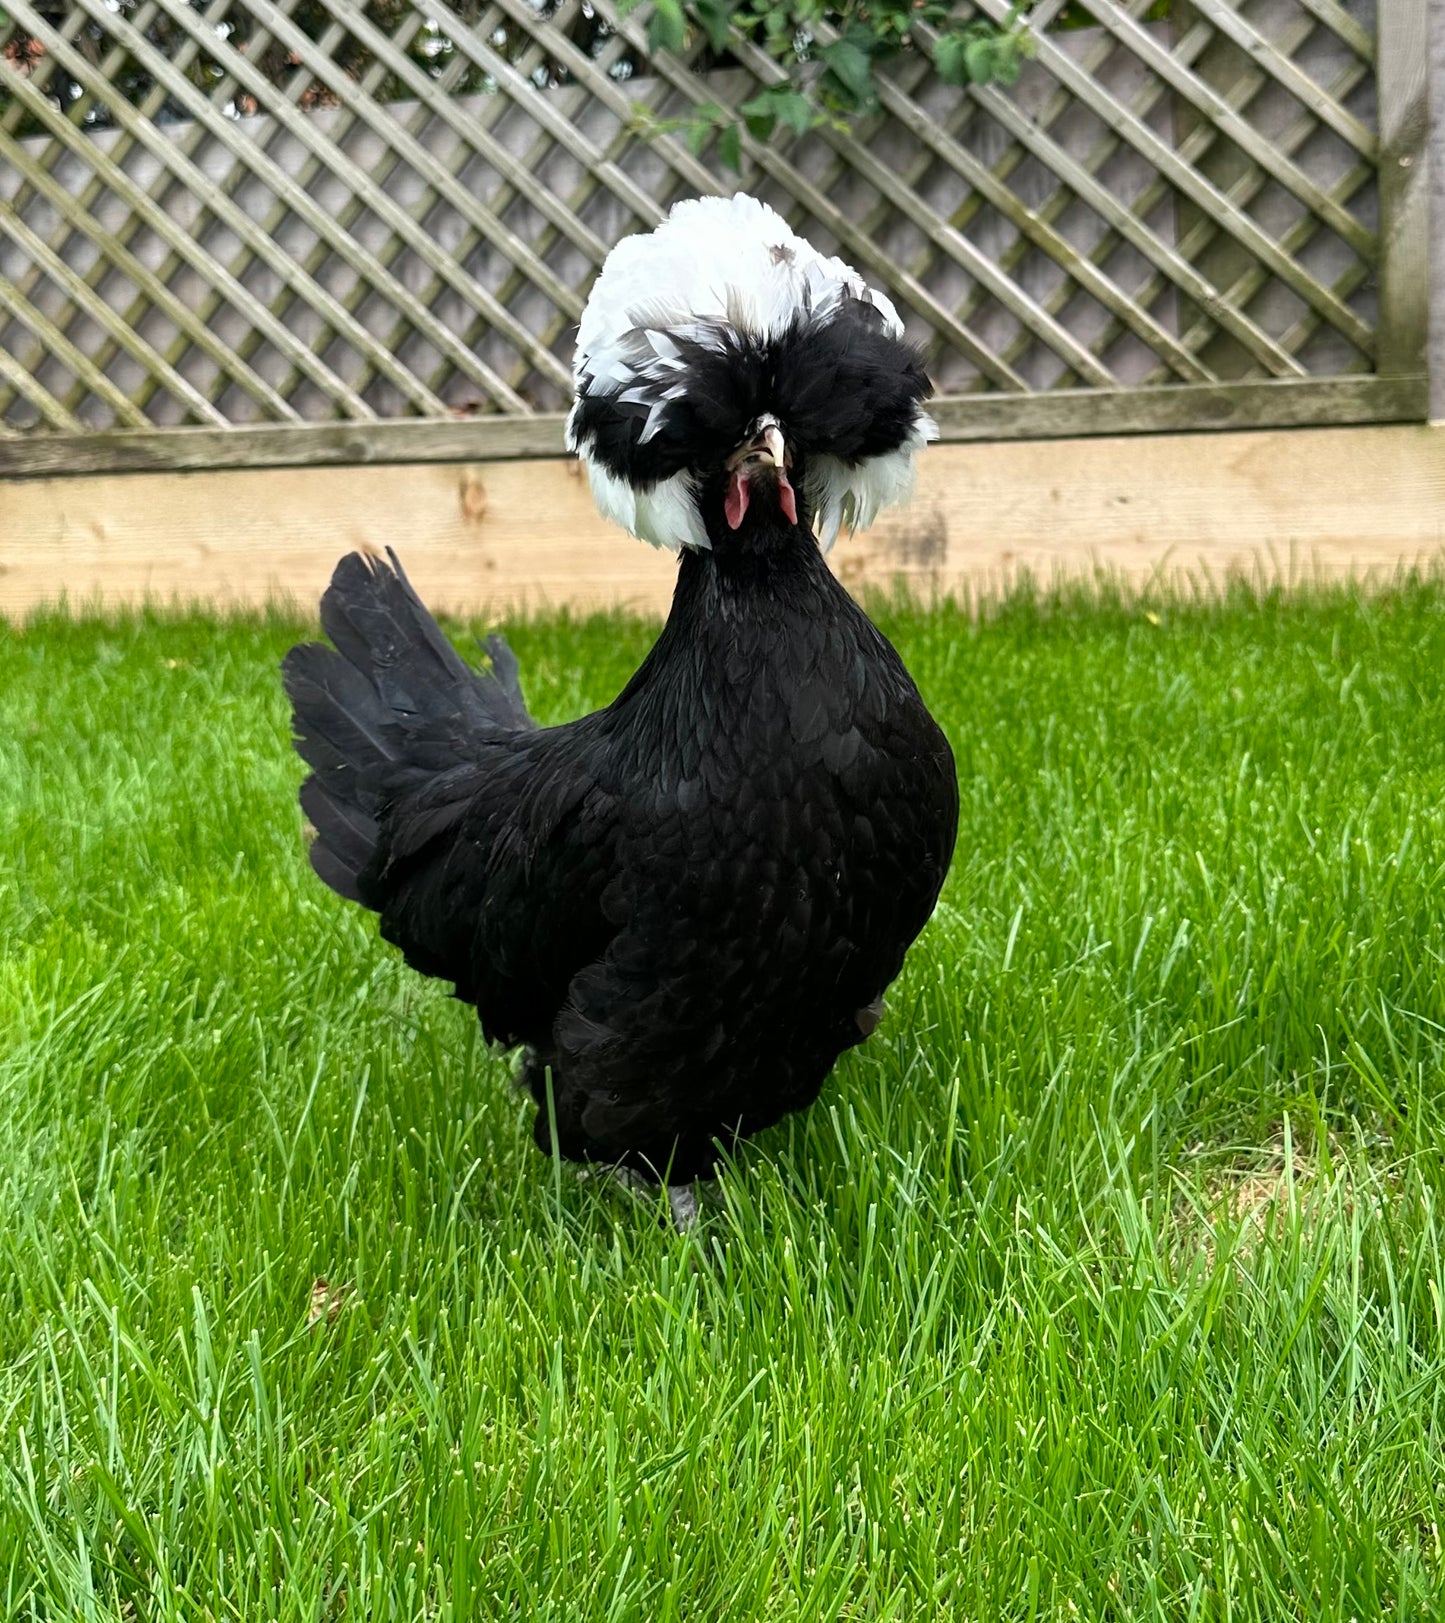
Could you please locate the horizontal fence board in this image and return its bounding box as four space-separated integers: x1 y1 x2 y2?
5 426 1442 621
0 378 1426 481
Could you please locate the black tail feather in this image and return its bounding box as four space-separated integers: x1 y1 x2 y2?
283 549 532 905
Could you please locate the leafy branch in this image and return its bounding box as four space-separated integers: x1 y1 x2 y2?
620 0 1037 169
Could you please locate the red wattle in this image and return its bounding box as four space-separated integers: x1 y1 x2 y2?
778 470 797 526
725 468 750 530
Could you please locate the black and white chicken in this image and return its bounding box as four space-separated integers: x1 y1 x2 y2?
283 194 959 1222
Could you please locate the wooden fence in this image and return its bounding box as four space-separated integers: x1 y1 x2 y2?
0 0 1430 480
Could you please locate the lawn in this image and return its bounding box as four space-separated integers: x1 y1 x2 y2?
3 576 1444 1620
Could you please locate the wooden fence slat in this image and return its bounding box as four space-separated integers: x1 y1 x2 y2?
413 0 677 228
794 17 1212 385
1180 0 1377 157
243 0 592 338
1376 0 1431 377
900 0 1178 384
759 120 1118 383
968 0 1376 358
106 0 523 418
907 17 1306 380
1088 0 1376 254
0 0 105 139
427 17 715 400
722 26 1121 387
0 163 228 428
983 7 1231 383
0 340 83 434
1291 0 1373 62
208 7 454 412
32 0 490 421
131 0 540 412
0 270 154 431
0 143 301 427
1 0 162 253
1094 17 1372 383
0 9 388 420
325 0 611 273
27 0 260 422
1170 91 1375 374
2 0 312 423
0 15 310 424
0 377 1426 481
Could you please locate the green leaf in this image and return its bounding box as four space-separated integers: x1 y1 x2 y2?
964 36 997 83
743 86 811 135
739 94 778 141
990 43 1024 85
931 32 970 85
718 122 743 172
645 0 687 54
694 0 735 52
817 37 872 105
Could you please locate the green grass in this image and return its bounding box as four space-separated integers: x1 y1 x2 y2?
3 577 1445 1620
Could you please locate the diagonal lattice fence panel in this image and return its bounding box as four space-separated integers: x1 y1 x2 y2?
0 0 1427 465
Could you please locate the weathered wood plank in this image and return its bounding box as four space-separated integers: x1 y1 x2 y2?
906 16 1304 380
0 416 573 480
806 17 1212 386
243 0 591 349
926 376 1428 440
4 426 1443 622
1291 0 1373 62
0 378 1426 481
3 0 389 421
118 0 543 411
1376 0 1432 377
1167 0 1376 160
968 0 1376 357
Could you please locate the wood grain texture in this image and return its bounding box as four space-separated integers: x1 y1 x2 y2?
0 377 1426 482
1376 0 1432 377
4 426 1443 621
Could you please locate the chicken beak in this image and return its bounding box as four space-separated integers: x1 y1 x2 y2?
725 417 798 530
725 418 789 472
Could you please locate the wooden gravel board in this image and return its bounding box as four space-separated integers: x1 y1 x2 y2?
3 424 1443 621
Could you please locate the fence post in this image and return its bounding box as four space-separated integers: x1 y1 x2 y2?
1376 0 1431 379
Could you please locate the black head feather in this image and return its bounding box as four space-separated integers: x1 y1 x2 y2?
571 297 932 489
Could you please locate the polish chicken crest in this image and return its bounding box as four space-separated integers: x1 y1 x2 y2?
284 193 958 1221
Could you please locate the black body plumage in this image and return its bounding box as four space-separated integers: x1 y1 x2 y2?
284 518 956 1182
283 193 959 1186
